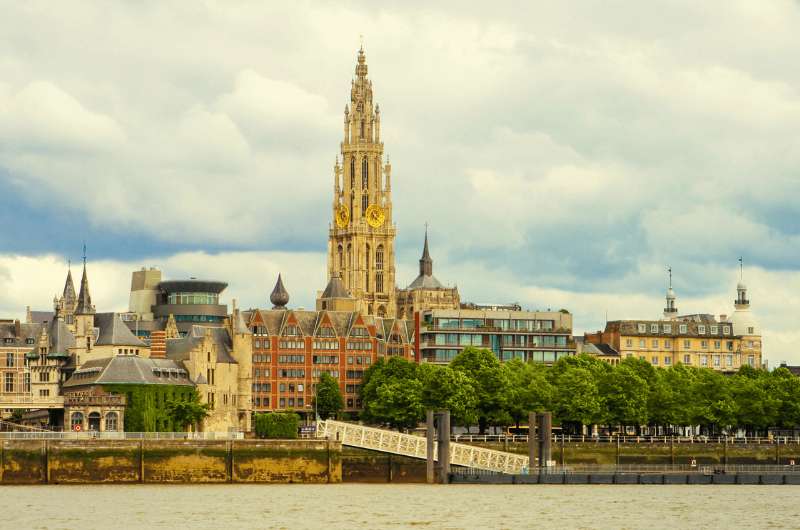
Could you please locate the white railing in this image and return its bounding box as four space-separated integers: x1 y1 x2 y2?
317 420 530 474
0 431 245 440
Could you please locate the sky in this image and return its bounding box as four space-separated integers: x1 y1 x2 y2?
0 2 799 363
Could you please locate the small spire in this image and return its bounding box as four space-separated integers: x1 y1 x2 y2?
739 256 743 281
419 225 433 277
270 274 290 309
667 266 672 289
75 247 94 315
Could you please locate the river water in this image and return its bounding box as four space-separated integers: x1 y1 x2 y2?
3 484 798 529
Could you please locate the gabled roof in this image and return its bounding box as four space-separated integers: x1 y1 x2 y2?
166 326 236 364
94 313 147 347
63 355 192 388
407 274 445 289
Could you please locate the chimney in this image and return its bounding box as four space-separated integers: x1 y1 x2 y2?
14 319 21 337
150 330 166 359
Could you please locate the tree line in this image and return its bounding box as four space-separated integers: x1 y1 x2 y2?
357 346 800 436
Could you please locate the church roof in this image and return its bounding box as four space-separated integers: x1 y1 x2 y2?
321 275 351 299
407 274 445 289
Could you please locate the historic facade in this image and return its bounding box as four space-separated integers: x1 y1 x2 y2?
320 46 397 318
584 275 763 372
396 229 460 320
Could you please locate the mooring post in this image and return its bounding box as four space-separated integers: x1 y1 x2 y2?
723 436 728 466
139 439 145 483
617 435 622 468
440 411 450 483
539 412 553 467
426 410 435 484
43 439 49 484
326 437 332 484
528 412 537 472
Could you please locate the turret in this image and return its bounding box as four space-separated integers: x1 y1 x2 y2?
663 267 678 319
270 274 290 310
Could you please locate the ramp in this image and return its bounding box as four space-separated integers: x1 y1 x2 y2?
317 419 529 474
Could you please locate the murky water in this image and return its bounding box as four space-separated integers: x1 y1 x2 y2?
3 484 799 529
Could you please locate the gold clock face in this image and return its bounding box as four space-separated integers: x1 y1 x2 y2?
335 204 350 228
365 204 386 228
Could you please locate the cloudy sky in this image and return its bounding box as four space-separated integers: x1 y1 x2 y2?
1 2 798 362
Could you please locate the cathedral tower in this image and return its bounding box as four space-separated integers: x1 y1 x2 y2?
321 46 396 317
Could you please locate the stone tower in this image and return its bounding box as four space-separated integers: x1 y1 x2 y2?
321 46 396 317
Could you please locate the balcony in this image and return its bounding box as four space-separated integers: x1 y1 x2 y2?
63 395 126 407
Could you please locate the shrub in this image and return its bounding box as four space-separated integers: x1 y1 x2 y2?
254 412 300 439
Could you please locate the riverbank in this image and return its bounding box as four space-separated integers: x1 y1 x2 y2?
0 439 341 484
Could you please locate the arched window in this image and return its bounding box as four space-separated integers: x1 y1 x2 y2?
376 245 384 293
362 194 368 215
350 157 355 189
365 244 370 291
377 305 386 317
346 244 352 271
362 157 368 189
70 412 84 431
105 412 119 432
337 245 343 269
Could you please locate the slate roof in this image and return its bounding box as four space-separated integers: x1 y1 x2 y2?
63 355 192 388
94 313 147 347
29 311 55 324
166 325 237 364
320 275 350 299
407 274 445 289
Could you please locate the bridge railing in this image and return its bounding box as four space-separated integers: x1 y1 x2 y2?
451 434 800 445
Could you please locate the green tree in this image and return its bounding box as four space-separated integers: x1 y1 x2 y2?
691 369 736 434
505 359 553 428
314 373 344 420
552 366 605 432
599 365 648 429
360 357 424 430
254 412 300 438
165 389 210 431
450 347 512 433
419 363 479 427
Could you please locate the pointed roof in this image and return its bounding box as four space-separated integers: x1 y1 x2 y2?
62 268 77 308
270 274 290 309
407 228 444 289
75 263 94 315
94 313 146 347
321 274 351 299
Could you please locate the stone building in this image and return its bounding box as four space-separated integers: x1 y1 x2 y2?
396 229 460 320
319 46 397 318
584 275 763 372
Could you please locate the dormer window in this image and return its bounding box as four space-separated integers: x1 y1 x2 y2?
637 323 646 334
663 324 672 334
284 325 300 336
679 325 687 334
650 324 658 334
698 325 706 335
748 327 754 334
26 338 34 344
710 325 718 334
723 326 730 335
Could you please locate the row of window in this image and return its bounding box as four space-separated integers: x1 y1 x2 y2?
278 355 305 364
635 323 731 336
625 338 735 351
433 318 556 331
3 338 36 345
252 383 272 392
258 340 376 351
626 352 756 368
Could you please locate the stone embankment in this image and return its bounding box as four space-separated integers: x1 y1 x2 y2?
0 439 341 484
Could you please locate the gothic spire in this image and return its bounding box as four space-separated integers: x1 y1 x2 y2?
62 266 77 309
270 274 290 310
75 252 94 315
419 225 433 277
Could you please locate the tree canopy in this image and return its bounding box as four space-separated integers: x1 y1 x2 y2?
314 372 344 420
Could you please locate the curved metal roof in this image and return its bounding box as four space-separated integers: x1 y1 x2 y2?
158 280 228 294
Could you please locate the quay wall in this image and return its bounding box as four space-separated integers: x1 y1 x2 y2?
469 441 800 466
0 439 341 484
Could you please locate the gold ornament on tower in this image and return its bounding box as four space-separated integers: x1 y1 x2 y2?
365 204 386 228
335 204 350 228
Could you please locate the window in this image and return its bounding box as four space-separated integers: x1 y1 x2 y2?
6 352 15 367
105 412 118 432
683 339 690 349
723 326 730 335
70 412 83 430
637 323 646 334
700 356 708 366
651 339 659 349
700 340 708 349
362 157 368 188
650 324 658 334
39 371 50 382
39 389 50 397
639 339 646 348
727 341 734 351
747 327 754 334
679 325 687 334
279 398 286 408
665 340 672 348
663 324 672 334
713 355 720 367
664 356 672 365
350 157 355 188
726 355 733 366
361 194 368 215
710 326 718 334
23 373 30 393
698 325 706 335
4 372 13 392
714 341 721 349
625 339 633 347
651 356 659 365
683 354 691 364
376 245 384 293
748 355 755 367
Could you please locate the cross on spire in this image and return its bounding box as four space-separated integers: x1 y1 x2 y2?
667 266 672 289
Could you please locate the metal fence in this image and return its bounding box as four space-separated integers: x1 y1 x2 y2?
451 434 800 445
451 463 800 476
